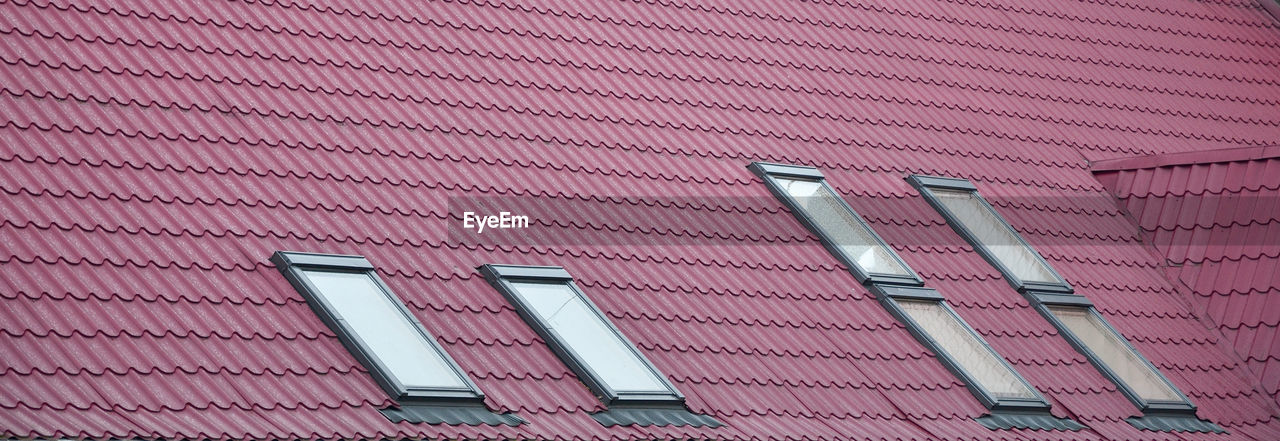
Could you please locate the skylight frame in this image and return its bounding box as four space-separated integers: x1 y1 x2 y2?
907 175 1072 294
906 176 1215 431
873 285 1051 411
478 264 686 406
1028 293 1197 413
750 162 923 286
271 251 484 403
749 163 1060 418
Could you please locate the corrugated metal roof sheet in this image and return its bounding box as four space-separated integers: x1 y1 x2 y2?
1 0 1279 440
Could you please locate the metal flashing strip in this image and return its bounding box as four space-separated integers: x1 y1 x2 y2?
976 410 1087 431
590 406 724 428
380 403 524 426
905 174 978 191
1127 413 1225 433
746 161 826 180
271 251 375 270
1028 292 1094 307
873 285 945 301
479 264 574 281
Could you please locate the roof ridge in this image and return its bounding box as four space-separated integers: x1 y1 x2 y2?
1092 145 1280 171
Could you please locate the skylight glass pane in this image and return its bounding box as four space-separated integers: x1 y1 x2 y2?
930 189 1059 284
1047 306 1182 402
301 270 468 389
898 300 1038 399
508 282 668 393
776 177 911 276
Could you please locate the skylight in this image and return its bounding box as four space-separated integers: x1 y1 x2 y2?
776 177 912 277
1046 306 1183 402
748 162 918 285
897 299 1039 400
750 163 1063 423
479 264 682 403
907 175 1219 432
907 176 1067 292
269 252 482 401
478 264 722 428
870 285 1054 415
506 281 669 393
930 188 1060 284
272 252 523 426
300 270 470 391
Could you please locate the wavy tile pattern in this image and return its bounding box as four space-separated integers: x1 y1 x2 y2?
1 0 1279 440
1095 146 1280 415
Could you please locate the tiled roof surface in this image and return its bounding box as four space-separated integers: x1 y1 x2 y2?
1094 146 1280 414
1 1 1279 440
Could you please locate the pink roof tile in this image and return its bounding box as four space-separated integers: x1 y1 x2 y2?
1094 146 1280 416
3 1 1280 440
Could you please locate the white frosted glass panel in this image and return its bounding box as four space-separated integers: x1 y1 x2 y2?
931 189 1059 284
302 271 468 389
777 178 911 276
1048 306 1182 402
898 300 1037 399
509 282 668 393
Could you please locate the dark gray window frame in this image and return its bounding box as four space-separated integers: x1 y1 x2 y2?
478 264 686 407
1028 293 1198 414
270 251 484 403
749 162 923 286
905 176 1222 433
749 163 1077 428
872 285 1052 412
906 175 1072 294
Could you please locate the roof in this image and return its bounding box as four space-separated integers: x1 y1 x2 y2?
2 1 1280 440
1093 145 1280 412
